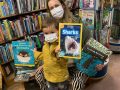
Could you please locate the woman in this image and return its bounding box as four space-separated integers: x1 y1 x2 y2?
35 0 105 90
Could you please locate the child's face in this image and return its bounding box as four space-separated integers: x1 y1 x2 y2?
43 25 58 43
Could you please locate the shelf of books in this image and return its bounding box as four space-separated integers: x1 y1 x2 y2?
0 0 48 86
65 0 114 47
0 8 47 20
0 0 47 19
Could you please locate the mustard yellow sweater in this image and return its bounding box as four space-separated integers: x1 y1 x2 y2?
34 41 69 83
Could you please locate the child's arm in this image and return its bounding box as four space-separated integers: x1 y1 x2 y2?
34 50 43 61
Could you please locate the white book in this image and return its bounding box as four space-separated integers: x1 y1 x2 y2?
14 21 21 37
16 20 23 36
16 0 22 13
27 0 31 11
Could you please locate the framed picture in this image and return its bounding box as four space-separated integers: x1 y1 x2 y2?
59 23 83 59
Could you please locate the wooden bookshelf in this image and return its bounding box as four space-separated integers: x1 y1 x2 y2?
0 30 42 45
0 8 47 20
0 0 48 88
0 65 15 87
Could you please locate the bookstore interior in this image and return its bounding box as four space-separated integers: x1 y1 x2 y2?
0 0 120 90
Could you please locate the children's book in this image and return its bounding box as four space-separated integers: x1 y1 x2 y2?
74 38 112 77
83 0 95 9
12 41 35 67
59 23 83 59
82 10 94 31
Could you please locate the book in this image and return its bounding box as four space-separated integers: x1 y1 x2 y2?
12 41 35 67
65 0 73 9
81 10 94 31
75 38 112 76
59 23 83 59
2 62 14 77
0 24 4 43
0 0 47 17
83 0 95 9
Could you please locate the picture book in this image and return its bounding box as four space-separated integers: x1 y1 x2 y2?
75 38 112 76
59 23 83 59
12 41 35 67
83 0 95 9
86 38 112 56
82 10 94 30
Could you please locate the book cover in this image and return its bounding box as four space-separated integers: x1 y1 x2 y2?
75 38 112 76
102 8 111 29
83 0 95 9
79 0 83 9
59 23 83 59
82 10 94 30
12 41 35 67
86 38 112 56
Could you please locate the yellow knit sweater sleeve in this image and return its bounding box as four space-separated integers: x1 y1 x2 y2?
34 51 43 65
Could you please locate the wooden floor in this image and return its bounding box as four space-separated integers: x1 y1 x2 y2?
7 54 120 90
7 82 25 90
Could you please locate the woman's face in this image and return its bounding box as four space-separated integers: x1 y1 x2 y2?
48 0 64 19
48 0 62 10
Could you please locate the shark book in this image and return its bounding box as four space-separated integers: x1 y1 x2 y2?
59 23 83 59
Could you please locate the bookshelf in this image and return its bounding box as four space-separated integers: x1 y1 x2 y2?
0 29 42 45
0 8 47 20
0 0 48 87
0 60 15 87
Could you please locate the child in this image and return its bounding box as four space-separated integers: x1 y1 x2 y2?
34 17 69 90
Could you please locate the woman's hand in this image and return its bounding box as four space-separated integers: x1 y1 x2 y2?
96 64 105 71
55 45 61 53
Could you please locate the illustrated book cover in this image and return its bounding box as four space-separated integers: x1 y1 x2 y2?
12 41 35 67
74 38 112 76
59 23 83 59
82 10 94 31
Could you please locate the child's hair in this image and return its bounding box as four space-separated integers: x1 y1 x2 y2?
43 17 59 30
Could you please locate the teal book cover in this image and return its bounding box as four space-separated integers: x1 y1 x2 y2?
12 41 35 67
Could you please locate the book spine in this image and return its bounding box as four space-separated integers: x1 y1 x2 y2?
3 20 12 40
0 24 4 42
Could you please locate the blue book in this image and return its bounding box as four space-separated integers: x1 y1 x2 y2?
79 0 83 9
12 41 35 67
0 46 8 63
1 6 6 16
23 19 30 34
6 0 14 14
74 38 112 77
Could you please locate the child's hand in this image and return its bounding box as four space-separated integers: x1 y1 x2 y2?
96 64 105 71
33 48 37 52
55 45 61 53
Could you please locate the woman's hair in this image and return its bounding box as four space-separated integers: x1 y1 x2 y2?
47 0 73 23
